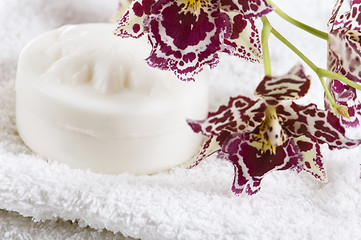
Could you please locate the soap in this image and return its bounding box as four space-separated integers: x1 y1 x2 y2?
16 23 209 175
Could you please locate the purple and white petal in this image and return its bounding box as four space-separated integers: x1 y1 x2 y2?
327 80 361 127
145 0 232 81
223 15 262 62
294 135 327 181
185 136 222 169
328 29 361 84
115 0 155 38
221 0 273 19
255 64 311 105
221 132 302 195
278 102 361 149
328 0 345 29
187 95 265 137
333 0 361 31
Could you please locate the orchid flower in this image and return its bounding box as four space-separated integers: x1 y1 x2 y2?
187 64 361 195
327 0 361 127
114 0 273 81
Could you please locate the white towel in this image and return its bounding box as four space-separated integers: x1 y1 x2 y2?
1 0 361 239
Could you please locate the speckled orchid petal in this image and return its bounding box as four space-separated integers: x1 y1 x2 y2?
277 102 361 150
143 0 233 81
333 0 361 31
328 80 361 127
115 0 155 38
255 64 311 105
220 0 272 62
221 132 302 195
187 95 265 137
294 135 327 181
221 0 273 19
329 29 361 84
223 15 262 62
328 0 344 29
184 136 222 168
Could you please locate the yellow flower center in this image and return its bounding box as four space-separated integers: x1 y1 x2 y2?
348 30 361 49
252 105 287 154
181 0 208 11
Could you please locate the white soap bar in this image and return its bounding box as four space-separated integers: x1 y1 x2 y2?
16 23 209 175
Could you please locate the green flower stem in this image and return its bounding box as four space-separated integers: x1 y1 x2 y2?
317 75 337 107
270 26 318 71
261 16 273 76
266 0 329 40
269 25 338 106
318 69 361 92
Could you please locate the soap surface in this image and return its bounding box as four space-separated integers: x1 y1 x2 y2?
16 23 209 174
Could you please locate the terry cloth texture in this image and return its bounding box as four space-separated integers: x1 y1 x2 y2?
1 0 361 239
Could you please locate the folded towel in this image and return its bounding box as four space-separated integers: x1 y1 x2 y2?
1 0 361 239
